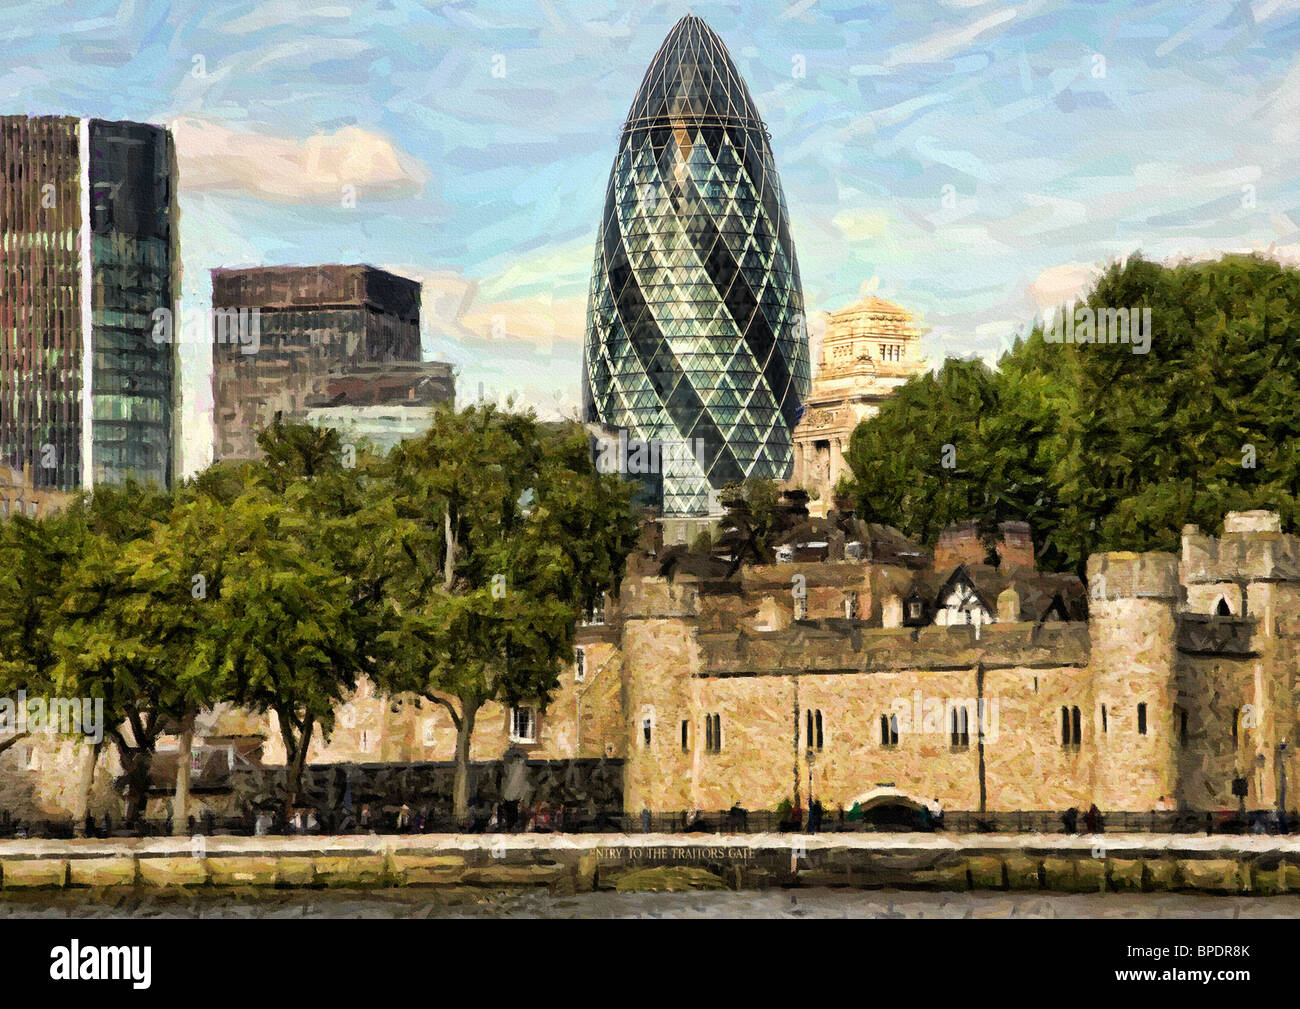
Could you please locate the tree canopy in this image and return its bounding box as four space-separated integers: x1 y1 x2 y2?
842 253 1300 572
378 404 639 818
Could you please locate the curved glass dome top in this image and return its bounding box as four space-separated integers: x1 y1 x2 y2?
584 15 810 516
623 14 767 133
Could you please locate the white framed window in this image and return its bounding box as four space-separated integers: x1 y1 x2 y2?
574 645 586 682
639 705 655 748
422 718 438 748
794 596 808 620
844 592 859 619
510 705 537 744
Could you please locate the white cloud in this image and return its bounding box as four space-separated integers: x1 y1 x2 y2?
884 7 1020 66
831 209 891 241
1029 262 1098 309
172 118 428 204
1252 0 1300 19
1268 59 1300 144
217 3 354 35
390 262 589 357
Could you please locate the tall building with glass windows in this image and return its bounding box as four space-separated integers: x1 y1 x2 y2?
583 15 810 516
0 116 179 493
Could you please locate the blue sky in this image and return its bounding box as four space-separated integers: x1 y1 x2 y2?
3 0 1299 474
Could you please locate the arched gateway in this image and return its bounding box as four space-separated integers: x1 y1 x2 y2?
850 788 943 830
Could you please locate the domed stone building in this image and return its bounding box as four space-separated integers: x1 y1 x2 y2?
791 296 927 515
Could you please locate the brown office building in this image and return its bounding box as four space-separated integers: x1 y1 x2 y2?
211 264 453 460
0 115 180 492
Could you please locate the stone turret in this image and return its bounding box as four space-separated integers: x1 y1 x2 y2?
1087 551 1180 811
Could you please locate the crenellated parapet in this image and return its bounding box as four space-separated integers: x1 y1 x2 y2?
1180 512 1300 585
1086 551 1180 601
618 575 706 620
697 621 1090 676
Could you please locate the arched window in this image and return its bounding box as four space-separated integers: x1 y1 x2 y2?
1216 597 1232 616
880 713 899 747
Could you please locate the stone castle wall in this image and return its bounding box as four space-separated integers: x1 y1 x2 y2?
12 512 1300 823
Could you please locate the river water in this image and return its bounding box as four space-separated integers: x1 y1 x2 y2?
2 888 1298 918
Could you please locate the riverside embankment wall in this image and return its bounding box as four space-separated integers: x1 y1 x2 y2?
1 834 1299 895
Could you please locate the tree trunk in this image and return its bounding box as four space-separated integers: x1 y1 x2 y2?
121 749 152 827
282 716 315 824
172 711 195 836
452 701 478 825
119 712 156 828
72 740 100 837
443 507 457 589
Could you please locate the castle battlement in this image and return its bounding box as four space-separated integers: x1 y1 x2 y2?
618 575 706 619
1086 551 1180 600
697 620 1090 676
1180 511 1300 584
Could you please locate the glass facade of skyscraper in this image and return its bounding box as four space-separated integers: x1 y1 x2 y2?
88 119 178 489
584 15 810 515
0 116 178 493
0 116 84 491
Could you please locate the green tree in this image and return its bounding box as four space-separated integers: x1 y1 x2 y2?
379 405 638 821
0 503 91 761
52 483 178 824
715 478 792 566
841 254 1300 572
214 421 395 821
843 358 1004 547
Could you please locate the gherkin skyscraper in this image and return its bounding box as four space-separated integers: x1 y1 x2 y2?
583 15 810 516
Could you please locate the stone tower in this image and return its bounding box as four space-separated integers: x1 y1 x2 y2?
790 296 926 515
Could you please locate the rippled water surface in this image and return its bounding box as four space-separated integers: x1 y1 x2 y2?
2 888 1299 918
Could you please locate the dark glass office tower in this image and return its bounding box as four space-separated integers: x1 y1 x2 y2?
88 120 179 490
584 15 810 515
0 116 179 492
